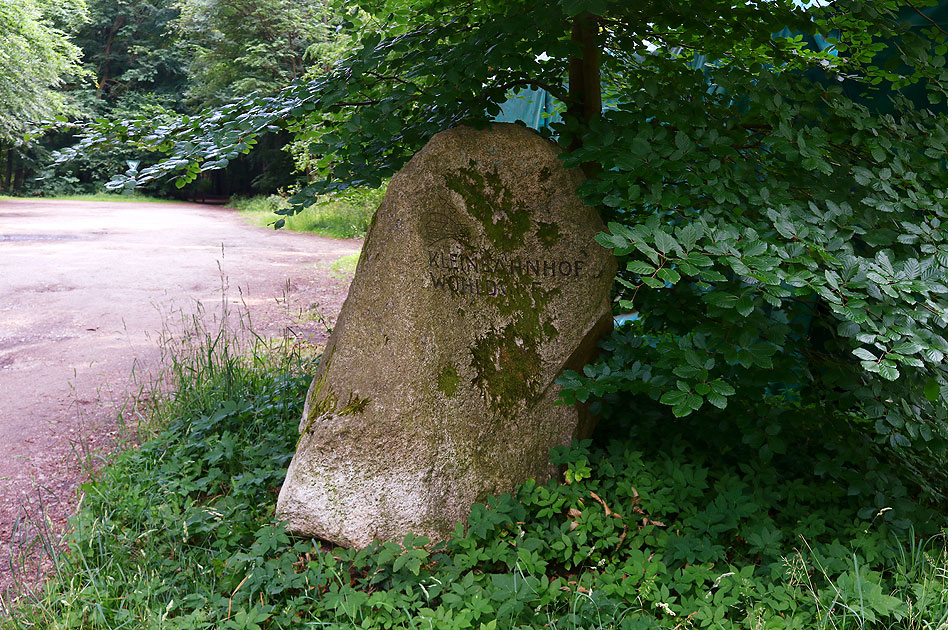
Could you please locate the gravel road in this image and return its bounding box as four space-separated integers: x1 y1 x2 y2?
0 198 359 604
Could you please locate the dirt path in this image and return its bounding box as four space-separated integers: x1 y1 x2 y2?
0 198 359 604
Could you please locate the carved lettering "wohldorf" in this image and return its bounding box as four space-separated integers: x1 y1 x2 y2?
430 274 505 296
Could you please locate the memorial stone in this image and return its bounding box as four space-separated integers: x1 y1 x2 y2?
276 123 617 547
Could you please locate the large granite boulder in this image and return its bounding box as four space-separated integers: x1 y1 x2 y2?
276 123 616 547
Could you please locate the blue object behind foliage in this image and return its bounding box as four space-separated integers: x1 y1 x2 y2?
493 87 562 131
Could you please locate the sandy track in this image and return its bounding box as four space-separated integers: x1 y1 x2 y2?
0 198 359 604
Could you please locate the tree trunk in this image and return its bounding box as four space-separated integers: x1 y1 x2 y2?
97 14 127 100
568 13 602 175
4 143 13 192
13 151 24 192
568 14 602 125
0 141 6 192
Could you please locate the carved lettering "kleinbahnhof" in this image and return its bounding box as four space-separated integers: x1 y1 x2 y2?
428 250 586 278
427 249 587 297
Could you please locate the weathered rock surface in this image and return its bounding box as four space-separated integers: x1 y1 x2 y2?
276 123 617 547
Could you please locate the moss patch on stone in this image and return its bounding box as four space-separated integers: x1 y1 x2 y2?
339 391 370 415
300 368 335 439
300 352 368 438
436 152 585 415
535 221 561 248
437 364 460 398
443 162 530 252
470 323 541 414
469 278 560 413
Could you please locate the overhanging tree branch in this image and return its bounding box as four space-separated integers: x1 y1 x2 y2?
905 0 948 38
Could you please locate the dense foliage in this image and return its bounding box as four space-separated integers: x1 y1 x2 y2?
8 341 948 629
54 0 948 485
0 0 86 190
2 0 359 196
73 0 187 111
175 0 351 109
0 0 86 142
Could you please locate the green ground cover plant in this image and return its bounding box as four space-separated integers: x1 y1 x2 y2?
231 185 384 239
6 320 948 629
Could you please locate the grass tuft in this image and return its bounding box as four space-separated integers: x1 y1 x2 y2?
231 186 385 239
330 252 360 277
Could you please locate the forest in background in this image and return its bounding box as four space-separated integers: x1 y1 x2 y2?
1 0 358 199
